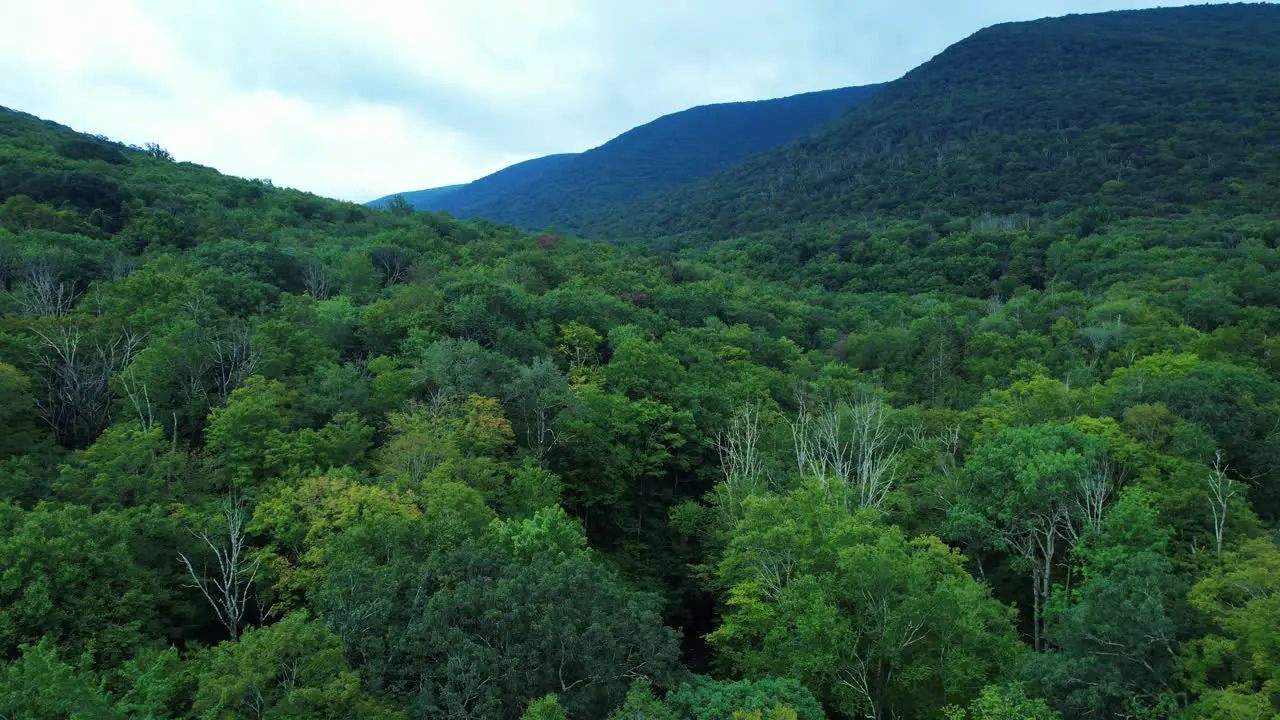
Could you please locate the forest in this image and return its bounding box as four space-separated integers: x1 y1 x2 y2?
2 4 1280 720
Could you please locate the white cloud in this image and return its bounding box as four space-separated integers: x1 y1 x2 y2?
0 0 1244 202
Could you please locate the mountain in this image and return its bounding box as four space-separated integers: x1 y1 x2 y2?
6 4 1280 718
587 3 1280 244
366 182 466 209
375 84 881 228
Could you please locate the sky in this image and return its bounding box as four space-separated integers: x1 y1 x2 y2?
0 0 1240 203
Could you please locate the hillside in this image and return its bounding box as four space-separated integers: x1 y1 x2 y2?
587 3 1280 243
3 4 1280 719
375 84 880 228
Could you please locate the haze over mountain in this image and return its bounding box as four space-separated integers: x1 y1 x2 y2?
370 84 881 230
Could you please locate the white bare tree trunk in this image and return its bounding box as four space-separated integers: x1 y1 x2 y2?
20 259 80 317
1206 450 1237 555
301 257 332 300
1071 456 1113 541
210 324 259 401
715 404 766 520
32 327 140 447
793 399 899 512
179 495 260 641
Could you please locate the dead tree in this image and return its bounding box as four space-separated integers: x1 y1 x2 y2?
715 404 766 520
370 248 410 286
1206 450 1237 555
210 324 259 401
32 327 140 447
797 399 900 512
786 391 823 479
179 496 260 641
301 257 332 300
20 259 80 317
1068 456 1114 542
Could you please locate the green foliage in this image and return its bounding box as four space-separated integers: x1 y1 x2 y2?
666 676 826 720
192 611 402 719
711 488 1020 719
0 502 159 668
0 639 123 719
1183 539 1280 717
3 7 1280 717
944 685 1061 720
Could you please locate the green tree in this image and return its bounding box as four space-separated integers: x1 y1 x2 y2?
667 676 826 720
944 685 1061 720
0 639 123 720
192 611 403 719
711 487 1020 720
947 424 1105 651
0 503 159 668
1183 538 1280 717
1021 490 1182 718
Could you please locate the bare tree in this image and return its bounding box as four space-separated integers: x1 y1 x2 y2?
32 326 140 447
796 399 900 512
19 259 80 317
179 495 260 641
370 248 410 285
1069 455 1114 542
210 324 259 401
118 367 156 433
847 400 900 510
714 404 766 520
1004 504 1074 652
786 391 823 479
301 257 332 300
1206 450 1237 555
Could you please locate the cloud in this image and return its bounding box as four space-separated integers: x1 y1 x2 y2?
0 0 1242 202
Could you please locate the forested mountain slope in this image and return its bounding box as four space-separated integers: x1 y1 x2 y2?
367 153 576 211
374 84 881 228
366 182 466 209
588 3 1280 244
2 4 1280 719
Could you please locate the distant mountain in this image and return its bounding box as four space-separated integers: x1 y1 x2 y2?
366 183 466 209
373 84 881 229
587 3 1280 244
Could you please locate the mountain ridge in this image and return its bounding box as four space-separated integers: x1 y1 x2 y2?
371 83 881 228
582 2 1280 244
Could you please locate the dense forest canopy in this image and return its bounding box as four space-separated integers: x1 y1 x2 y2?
2 3 1280 719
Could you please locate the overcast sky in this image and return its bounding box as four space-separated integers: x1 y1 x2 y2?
0 0 1238 202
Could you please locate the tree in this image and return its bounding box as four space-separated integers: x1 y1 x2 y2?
947 424 1105 651
607 679 677 720
666 676 826 720
31 326 141 447
54 421 184 508
714 403 768 522
1205 449 1238 554
711 487 1020 720
191 611 404 719
0 503 159 667
1021 490 1181 718
317 528 680 719
178 496 260 641
143 142 173 161
1183 538 1280 717
0 639 123 720
383 194 414 217
943 685 1061 720
523 693 569 720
